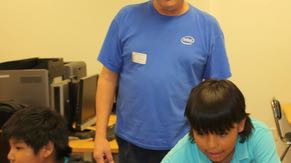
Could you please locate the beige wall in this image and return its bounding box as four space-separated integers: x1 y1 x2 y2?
210 1 291 161
211 0 291 123
0 0 208 75
1 0 290 161
0 0 143 74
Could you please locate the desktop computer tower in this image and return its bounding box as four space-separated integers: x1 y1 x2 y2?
63 61 87 80
50 79 71 122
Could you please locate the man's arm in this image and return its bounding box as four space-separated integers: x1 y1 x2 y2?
94 66 118 163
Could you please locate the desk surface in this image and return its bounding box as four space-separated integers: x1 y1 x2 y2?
69 114 118 153
69 138 118 153
282 104 291 124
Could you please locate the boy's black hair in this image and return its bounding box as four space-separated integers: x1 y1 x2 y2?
2 107 72 160
185 79 253 143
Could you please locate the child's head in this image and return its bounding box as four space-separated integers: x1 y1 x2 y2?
2 107 71 163
185 79 253 162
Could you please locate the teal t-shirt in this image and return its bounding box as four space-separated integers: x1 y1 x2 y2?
64 157 69 163
161 119 281 163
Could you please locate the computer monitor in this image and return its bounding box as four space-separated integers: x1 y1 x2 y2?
74 74 98 131
0 69 50 108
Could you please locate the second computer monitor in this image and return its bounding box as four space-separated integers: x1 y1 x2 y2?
74 74 98 131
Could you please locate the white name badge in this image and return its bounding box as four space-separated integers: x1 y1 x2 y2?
132 52 147 64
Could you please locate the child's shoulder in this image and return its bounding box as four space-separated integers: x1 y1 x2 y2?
247 118 273 143
250 118 271 132
162 134 200 163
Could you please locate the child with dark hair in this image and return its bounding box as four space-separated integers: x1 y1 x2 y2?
2 107 72 163
162 79 280 163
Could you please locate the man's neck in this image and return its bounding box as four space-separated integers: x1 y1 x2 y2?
153 1 189 16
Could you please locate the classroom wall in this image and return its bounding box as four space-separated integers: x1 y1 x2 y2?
0 0 141 74
1 0 290 161
209 0 291 161
0 0 208 75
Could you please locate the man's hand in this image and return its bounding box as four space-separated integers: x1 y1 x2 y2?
94 137 114 163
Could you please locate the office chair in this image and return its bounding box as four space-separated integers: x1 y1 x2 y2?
0 131 9 163
271 98 291 161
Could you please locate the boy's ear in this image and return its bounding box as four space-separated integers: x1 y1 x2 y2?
238 118 246 133
41 141 54 158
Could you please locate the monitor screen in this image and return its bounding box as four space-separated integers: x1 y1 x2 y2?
74 74 98 131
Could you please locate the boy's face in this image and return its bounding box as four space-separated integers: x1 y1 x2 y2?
193 121 245 163
7 138 49 163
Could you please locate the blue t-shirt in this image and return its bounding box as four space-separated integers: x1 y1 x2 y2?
98 1 231 150
161 119 281 163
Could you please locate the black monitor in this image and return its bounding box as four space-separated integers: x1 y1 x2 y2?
73 74 98 131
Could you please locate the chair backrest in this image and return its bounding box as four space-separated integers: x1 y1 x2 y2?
0 131 9 163
271 98 291 142
0 100 27 128
271 98 284 140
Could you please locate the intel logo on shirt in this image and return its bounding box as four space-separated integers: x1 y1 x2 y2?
180 36 195 45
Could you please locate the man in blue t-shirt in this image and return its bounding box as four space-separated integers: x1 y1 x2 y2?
94 0 231 163
162 80 280 163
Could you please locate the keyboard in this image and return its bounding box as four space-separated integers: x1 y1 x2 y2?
70 124 115 141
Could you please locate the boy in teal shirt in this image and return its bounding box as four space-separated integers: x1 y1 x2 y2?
162 79 280 163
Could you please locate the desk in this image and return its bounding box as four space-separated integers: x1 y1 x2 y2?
69 138 118 153
282 104 291 124
69 114 118 160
